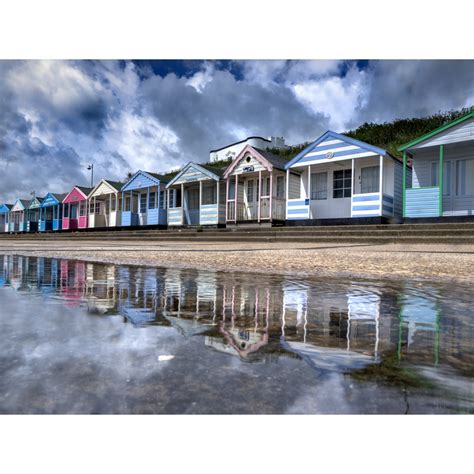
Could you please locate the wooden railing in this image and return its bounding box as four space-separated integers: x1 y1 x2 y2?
227 200 236 221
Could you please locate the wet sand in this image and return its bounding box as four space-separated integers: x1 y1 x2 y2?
1 239 474 283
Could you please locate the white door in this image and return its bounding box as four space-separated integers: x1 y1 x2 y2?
245 179 257 219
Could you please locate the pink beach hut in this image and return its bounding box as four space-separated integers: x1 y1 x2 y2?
62 186 93 230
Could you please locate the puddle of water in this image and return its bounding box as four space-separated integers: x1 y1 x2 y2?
0 254 473 414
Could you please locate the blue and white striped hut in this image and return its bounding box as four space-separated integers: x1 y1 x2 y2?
166 162 226 227
284 131 409 224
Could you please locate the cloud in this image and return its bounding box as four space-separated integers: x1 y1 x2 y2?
0 59 473 202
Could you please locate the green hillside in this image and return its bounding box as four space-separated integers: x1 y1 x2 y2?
269 106 474 160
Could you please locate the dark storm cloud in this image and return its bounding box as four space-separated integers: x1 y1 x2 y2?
354 60 474 126
0 59 473 202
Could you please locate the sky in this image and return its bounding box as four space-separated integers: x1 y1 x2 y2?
0 59 473 202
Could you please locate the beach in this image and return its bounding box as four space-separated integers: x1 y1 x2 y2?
1 239 473 283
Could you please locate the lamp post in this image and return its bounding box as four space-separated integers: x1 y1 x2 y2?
87 164 94 188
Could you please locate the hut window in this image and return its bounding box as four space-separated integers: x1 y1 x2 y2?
160 191 166 209
95 202 101 214
311 172 328 200
228 180 235 199
455 159 474 196
169 189 181 208
262 177 271 197
333 169 352 198
360 166 379 194
276 176 285 198
140 194 147 212
79 202 86 216
148 192 156 209
64 205 69 218
89 201 94 213
202 184 217 205
431 161 451 196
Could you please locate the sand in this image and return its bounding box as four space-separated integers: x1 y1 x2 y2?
1 239 474 283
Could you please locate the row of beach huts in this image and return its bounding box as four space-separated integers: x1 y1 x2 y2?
1 111 473 233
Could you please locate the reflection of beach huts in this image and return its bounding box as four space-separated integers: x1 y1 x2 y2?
280 282 385 370
166 163 226 227
84 262 118 314
87 179 123 228
9 199 29 232
39 193 67 231
398 288 441 365
0 203 12 233
121 171 168 227
26 196 44 232
285 131 408 223
400 111 474 218
62 186 92 230
117 266 164 326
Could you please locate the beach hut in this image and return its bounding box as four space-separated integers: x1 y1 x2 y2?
399 111 474 219
223 145 290 225
284 131 408 223
87 179 123 228
120 170 168 227
26 196 44 232
166 162 226 227
0 204 12 233
62 186 92 230
9 199 29 232
39 193 67 232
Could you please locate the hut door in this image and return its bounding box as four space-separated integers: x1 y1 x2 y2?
245 179 257 219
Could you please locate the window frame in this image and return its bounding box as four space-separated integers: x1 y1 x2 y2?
333 169 352 199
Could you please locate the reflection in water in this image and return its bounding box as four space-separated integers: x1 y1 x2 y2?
0 254 473 414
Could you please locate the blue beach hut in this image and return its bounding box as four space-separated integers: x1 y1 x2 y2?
120 170 168 227
166 162 226 227
0 204 12 233
284 131 410 224
39 193 67 231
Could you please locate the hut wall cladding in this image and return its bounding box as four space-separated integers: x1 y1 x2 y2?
92 182 117 197
173 167 208 185
414 118 474 148
63 187 88 229
289 173 301 199
233 155 267 174
412 146 474 216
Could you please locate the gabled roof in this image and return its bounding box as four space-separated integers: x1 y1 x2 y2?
76 186 93 196
27 196 44 209
0 203 12 213
11 199 30 211
63 186 93 202
398 111 474 151
166 162 222 188
210 136 272 153
121 170 167 192
285 130 387 169
41 192 67 207
223 144 289 178
89 179 123 197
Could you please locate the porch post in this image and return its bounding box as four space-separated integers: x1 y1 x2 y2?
379 155 383 216
351 158 355 194
68 203 71 221
285 169 289 219
269 172 273 221
307 165 311 219
402 151 407 218
130 190 133 213
225 178 229 221
199 180 203 225
181 183 184 225
257 170 262 222
116 193 119 213
216 180 220 220
439 145 444 217
234 175 238 222
147 186 150 213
